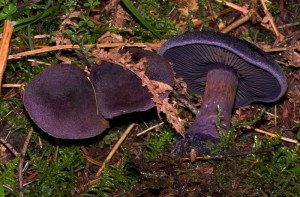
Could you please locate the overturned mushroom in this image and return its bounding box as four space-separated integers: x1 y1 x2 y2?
90 48 174 119
160 31 287 156
24 64 107 139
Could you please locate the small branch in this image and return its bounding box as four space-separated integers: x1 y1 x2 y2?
179 8 232 27
264 45 300 52
27 59 52 66
221 14 251 33
18 128 33 197
221 0 258 34
0 21 13 96
259 0 284 41
8 43 162 60
181 148 273 161
241 125 298 144
277 22 300 29
136 122 164 136
215 0 249 15
0 138 18 157
2 83 25 88
92 123 135 181
233 159 260 190
80 145 103 166
172 91 198 115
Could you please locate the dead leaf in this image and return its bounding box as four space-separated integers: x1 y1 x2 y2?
91 49 185 134
56 55 72 64
286 50 300 67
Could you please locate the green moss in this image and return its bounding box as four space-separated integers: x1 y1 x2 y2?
209 108 300 196
23 145 85 196
143 126 178 160
0 157 19 196
86 153 140 196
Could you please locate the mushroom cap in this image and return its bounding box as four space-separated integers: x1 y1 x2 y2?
90 48 174 119
24 64 106 139
160 31 287 107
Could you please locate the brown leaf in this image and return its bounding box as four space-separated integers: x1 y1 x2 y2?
150 80 173 94
56 56 72 64
91 50 185 134
286 50 300 67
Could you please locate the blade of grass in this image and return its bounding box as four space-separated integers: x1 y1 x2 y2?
121 0 163 39
27 25 34 50
0 8 53 33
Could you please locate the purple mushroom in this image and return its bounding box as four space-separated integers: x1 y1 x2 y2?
159 31 287 156
24 64 107 139
24 49 174 139
90 48 174 119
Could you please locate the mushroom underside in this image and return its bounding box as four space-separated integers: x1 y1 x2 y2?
162 44 283 108
161 40 286 157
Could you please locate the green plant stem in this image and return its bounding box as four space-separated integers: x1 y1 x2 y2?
121 0 163 39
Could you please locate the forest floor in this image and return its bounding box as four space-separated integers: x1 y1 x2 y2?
0 0 300 196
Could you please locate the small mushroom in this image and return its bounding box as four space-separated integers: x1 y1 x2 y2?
160 31 287 155
24 64 107 139
90 48 174 119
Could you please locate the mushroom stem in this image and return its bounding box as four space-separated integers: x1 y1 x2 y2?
187 64 238 139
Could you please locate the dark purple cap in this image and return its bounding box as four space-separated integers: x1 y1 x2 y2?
160 31 287 107
24 64 106 139
90 48 174 118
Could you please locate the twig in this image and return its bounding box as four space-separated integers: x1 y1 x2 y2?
278 22 300 29
221 0 258 34
264 45 300 52
86 156 103 167
274 105 277 129
258 108 279 118
80 145 91 156
80 145 103 166
0 20 13 95
172 91 198 115
233 159 260 190
27 59 52 66
94 123 135 178
242 125 298 144
181 148 273 161
221 14 251 33
32 34 51 39
178 8 232 27
8 43 162 60
0 137 18 156
2 83 25 88
259 0 284 41
18 127 33 197
136 122 164 136
215 0 249 15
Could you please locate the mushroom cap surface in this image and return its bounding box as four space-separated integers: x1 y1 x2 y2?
160 31 287 107
24 64 106 139
90 48 174 119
